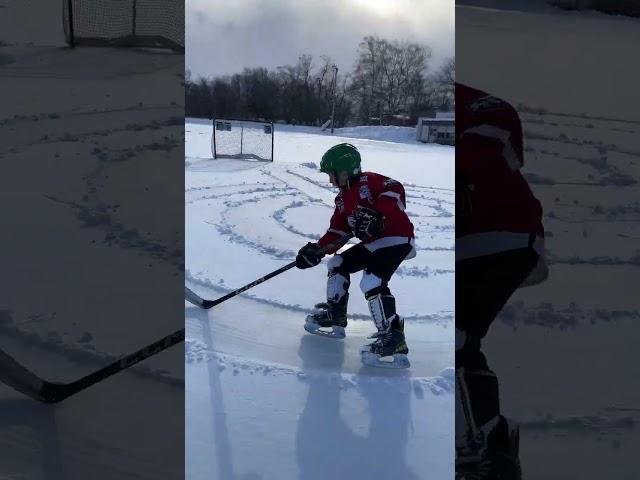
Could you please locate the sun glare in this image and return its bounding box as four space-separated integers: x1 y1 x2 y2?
350 0 400 16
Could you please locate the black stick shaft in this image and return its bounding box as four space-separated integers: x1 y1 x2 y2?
208 262 296 308
56 329 185 401
204 234 352 309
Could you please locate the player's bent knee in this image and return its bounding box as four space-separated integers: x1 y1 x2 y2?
327 254 343 273
360 272 384 294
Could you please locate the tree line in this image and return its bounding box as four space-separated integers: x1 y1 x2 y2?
186 35 454 127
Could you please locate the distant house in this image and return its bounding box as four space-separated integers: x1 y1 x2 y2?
416 112 455 145
368 113 414 127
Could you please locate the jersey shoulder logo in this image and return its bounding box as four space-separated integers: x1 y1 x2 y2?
359 185 372 201
383 178 399 187
469 95 507 113
335 195 345 213
359 175 368 183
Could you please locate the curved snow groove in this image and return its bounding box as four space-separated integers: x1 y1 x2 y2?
0 104 178 128
519 409 640 433
272 199 330 240
519 108 640 186
1 108 181 155
404 183 455 195
188 183 330 261
283 169 335 194
190 189 295 210
211 222 298 261
395 265 454 278
498 302 640 329
209 192 309 260
185 340 454 395
264 170 336 208
185 185 293 205
4 102 184 273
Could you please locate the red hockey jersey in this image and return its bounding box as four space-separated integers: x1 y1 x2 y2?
317 171 415 254
456 83 545 261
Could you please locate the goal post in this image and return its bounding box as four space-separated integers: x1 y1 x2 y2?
62 0 184 52
212 118 274 162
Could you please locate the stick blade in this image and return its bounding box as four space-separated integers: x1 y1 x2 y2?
0 349 50 402
185 286 206 308
40 382 71 404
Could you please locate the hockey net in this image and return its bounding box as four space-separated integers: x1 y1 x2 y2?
62 0 184 52
212 119 274 162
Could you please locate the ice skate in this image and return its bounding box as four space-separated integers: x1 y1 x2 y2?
304 295 348 339
360 292 410 369
360 315 410 369
456 416 521 480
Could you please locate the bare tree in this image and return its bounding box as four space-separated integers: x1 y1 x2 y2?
432 56 455 111
185 36 439 126
350 36 432 123
435 56 455 86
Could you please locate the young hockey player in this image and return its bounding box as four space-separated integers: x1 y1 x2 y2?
456 83 548 479
295 143 416 369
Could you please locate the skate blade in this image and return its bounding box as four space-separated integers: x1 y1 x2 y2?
361 351 410 369
303 322 345 339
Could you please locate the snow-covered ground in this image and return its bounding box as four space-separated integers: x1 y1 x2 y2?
185 121 455 479
0 44 184 479
458 3 640 479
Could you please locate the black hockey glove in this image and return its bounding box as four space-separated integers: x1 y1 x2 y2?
354 206 384 241
295 242 324 269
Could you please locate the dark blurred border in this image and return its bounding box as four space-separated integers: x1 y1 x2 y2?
456 1 640 478
0 2 184 479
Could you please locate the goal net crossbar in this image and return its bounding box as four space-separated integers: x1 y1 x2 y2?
212 118 274 162
63 0 184 52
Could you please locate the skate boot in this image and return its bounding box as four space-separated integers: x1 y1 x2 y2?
304 294 348 339
456 415 521 480
361 314 405 352
455 349 521 479
361 315 410 369
360 291 409 368
361 291 398 353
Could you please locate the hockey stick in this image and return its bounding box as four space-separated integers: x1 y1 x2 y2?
1 329 184 403
185 234 353 310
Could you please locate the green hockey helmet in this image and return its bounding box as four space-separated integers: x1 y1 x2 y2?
320 143 361 177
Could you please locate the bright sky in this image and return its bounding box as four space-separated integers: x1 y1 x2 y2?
186 0 454 79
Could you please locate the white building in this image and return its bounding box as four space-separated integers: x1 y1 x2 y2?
416 112 455 145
